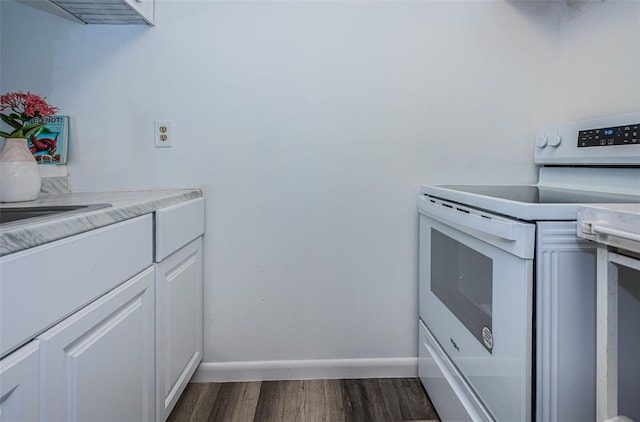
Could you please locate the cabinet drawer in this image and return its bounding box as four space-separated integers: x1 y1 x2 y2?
155 198 204 262
0 215 153 358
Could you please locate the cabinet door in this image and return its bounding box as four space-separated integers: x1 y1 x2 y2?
156 237 203 421
39 267 155 422
0 342 39 422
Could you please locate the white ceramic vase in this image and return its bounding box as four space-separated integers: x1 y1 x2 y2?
0 138 42 202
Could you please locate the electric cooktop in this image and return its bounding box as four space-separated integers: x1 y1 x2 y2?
436 185 640 204
421 184 640 222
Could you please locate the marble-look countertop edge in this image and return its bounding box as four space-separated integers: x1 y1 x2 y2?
577 203 640 230
0 189 203 257
576 203 640 252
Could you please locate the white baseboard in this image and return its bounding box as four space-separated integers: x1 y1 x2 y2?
191 357 418 383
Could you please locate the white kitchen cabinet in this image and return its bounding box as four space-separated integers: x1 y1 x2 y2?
0 341 40 422
47 0 155 25
39 267 155 422
0 214 153 358
0 193 204 422
154 197 205 262
0 213 154 421
154 198 204 421
155 238 203 421
122 0 154 24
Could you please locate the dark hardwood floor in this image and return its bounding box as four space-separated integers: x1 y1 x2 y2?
168 378 440 422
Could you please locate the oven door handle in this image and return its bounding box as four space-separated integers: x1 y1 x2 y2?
419 196 524 241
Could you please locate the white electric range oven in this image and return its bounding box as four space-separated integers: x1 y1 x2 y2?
417 113 640 422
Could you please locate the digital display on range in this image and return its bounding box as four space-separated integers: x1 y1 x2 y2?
578 123 639 147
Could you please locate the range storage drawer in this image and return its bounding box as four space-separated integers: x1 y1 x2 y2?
155 198 204 262
418 319 494 422
0 215 153 358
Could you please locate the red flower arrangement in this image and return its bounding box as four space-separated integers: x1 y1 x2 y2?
0 91 59 139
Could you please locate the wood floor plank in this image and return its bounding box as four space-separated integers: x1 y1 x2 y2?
168 382 221 422
207 382 261 422
254 380 305 421
302 379 346 422
172 378 439 422
319 379 347 422
378 378 439 421
189 382 222 422
167 383 205 421
341 379 392 422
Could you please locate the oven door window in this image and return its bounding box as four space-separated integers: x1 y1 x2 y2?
431 228 493 352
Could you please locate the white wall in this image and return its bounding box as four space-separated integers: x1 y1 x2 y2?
2 0 638 380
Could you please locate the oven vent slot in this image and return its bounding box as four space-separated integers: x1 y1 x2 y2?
419 195 535 259
421 196 503 222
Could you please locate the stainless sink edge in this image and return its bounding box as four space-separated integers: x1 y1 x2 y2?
0 203 112 228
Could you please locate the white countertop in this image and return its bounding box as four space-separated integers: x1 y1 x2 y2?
577 203 640 254
0 189 203 256
578 203 640 213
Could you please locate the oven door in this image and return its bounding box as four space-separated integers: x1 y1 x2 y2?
418 195 535 421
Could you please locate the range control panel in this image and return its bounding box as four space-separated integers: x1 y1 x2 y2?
534 112 640 165
578 123 639 147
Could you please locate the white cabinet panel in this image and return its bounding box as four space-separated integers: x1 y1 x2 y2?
39 267 155 422
0 341 39 422
155 198 204 262
155 238 203 421
123 0 154 24
536 222 597 422
0 214 153 357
